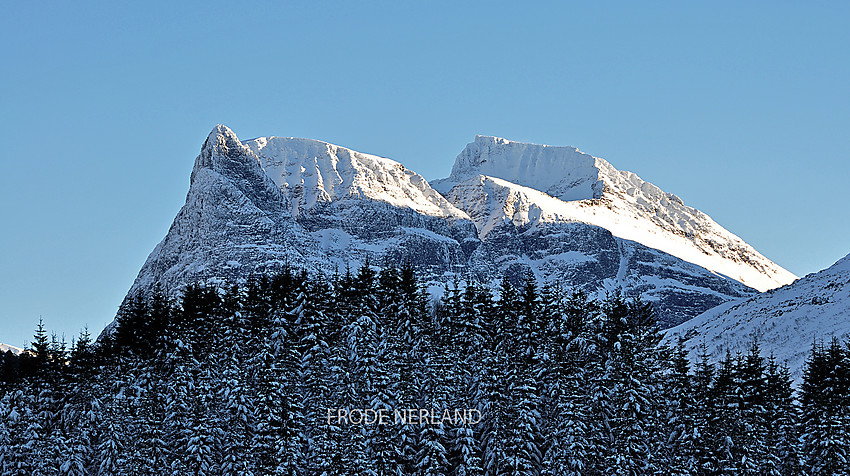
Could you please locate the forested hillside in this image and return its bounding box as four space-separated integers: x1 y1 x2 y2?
1 265 846 475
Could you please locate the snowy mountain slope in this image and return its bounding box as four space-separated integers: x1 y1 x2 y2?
664 252 850 381
448 175 756 327
432 136 796 292
0 343 22 355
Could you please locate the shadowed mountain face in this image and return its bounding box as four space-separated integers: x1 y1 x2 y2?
118 126 794 329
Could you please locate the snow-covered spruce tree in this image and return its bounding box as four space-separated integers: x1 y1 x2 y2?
477 276 516 476
690 344 718 474
710 351 746 475
54 329 102 476
737 341 771 475
95 360 132 475
323 268 364 471
800 338 850 476
444 280 487 475
451 422 484 476
0 320 51 475
118 291 174 474
293 275 338 474
347 262 401 474
500 274 544 475
590 296 665 475
415 422 450 476
327 263 385 473
541 290 599 475
257 268 302 475
0 387 36 475
388 264 429 473
413 285 452 475
182 283 228 475
536 282 560 470
413 324 452 476
662 339 700 475
457 280 488 352
435 277 464 349
27 332 72 475
214 284 256 476
763 355 801 476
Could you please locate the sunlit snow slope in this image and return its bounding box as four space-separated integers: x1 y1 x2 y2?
433 136 796 292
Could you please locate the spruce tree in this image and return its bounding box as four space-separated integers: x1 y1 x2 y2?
800 339 850 475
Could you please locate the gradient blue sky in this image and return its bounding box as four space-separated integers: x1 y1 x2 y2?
1 1 848 348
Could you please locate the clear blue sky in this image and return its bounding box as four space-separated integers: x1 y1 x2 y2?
1 1 848 349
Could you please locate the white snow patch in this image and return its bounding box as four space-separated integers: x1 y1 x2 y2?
0 343 22 355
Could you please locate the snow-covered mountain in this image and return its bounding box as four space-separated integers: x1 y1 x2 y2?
433 136 796 292
126 125 478 300
665 252 850 381
118 126 794 328
0 343 22 355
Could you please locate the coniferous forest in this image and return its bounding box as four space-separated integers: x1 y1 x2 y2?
1 264 849 475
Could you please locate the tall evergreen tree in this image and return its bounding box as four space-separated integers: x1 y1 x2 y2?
800 338 850 475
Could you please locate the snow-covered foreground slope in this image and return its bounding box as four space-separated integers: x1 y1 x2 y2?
433 136 796 292
0 343 22 355
665 252 850 381
117 126 790 330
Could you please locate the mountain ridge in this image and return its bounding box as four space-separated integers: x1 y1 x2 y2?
116 126 793 329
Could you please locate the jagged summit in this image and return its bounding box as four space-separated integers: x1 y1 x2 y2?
196 124 245 168
433 136 797 292
120 126 478 311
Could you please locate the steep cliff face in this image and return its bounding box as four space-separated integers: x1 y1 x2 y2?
119 126 794 329
128 126 324 295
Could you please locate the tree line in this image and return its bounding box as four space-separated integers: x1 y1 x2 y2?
1 264 848 475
